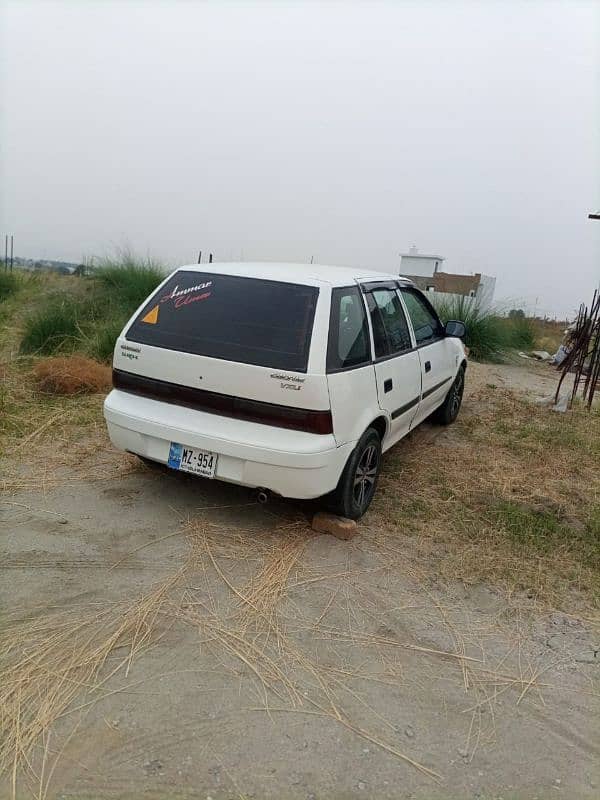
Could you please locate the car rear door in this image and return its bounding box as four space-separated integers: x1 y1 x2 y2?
398 286 455 421
326 285 380 446
362 283 422 446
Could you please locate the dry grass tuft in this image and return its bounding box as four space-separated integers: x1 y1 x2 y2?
32 356 112 395
1 353 135 491
0 568 187 793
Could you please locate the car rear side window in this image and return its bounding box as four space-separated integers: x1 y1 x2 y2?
366 288 412 358
126 271 318 372
327 286 371 372
400 287 443 345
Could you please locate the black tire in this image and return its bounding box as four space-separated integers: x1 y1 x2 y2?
433 365 465 425
329 427 382 520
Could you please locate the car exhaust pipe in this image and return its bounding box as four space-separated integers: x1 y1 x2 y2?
256 489 269 504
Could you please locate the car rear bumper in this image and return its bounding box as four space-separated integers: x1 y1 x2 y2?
103 389 353 499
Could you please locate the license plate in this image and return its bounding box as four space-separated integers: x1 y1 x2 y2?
167 442 218 478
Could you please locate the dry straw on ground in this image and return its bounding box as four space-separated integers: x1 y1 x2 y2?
0 568 187 798
32 356 112 395
1 504 595 796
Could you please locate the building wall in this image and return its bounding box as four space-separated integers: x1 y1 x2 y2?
433 272 480 295
399 256 440 278
425 289 477 311
475 275 496 311
409 274 496 313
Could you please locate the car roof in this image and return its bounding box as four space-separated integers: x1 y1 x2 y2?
173 262 413 288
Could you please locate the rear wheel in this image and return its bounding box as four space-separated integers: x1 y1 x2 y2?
434 365 465 425
329 427 382 520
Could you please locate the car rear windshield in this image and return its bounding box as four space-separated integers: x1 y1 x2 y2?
126 271 319 372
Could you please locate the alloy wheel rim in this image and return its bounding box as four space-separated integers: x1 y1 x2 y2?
450 371 464 416
353 444 379 510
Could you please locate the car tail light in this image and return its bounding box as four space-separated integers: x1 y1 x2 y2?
112 369 333 435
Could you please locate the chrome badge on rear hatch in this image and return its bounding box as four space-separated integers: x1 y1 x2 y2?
270 373 305 391
119 343 141 361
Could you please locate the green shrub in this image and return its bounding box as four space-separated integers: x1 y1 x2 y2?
84 316 127 362
0 271 21 302
94 252 165 310
431 295 538 361
432 295 510 361
504 315 536 349
20 296 131 361
17 252 167 361
20 296 94 355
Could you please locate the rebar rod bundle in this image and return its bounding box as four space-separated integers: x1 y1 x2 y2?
555 289 600 409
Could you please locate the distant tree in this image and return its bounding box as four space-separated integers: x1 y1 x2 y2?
74 263 86 277
508 308 525 319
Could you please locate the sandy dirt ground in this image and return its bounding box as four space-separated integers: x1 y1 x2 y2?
1 360 598 800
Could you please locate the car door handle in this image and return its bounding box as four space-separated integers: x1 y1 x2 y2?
384 378 393 393
424 361 431 373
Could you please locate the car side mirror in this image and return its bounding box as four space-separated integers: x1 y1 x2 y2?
444 320 466 339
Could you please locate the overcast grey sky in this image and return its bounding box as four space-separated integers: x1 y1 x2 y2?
1 0 598 317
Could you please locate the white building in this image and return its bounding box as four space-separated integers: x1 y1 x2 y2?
399 247 496 312
399 246 445 278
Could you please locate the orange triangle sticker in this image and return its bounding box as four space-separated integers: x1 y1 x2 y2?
141 305 159 324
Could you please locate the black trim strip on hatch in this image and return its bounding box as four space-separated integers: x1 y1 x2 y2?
112 369 333 435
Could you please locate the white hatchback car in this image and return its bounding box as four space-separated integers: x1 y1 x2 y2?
104 263 466 518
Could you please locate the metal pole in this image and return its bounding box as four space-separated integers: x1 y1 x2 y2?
4 235 7 272
10 235 13 272
589 212 600 290
209 253 213 263
197 250 202 264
